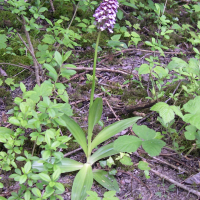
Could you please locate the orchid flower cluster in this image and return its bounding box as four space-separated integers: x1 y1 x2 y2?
93 0 119 33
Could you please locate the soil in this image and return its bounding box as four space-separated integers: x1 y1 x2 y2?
1 48 200 200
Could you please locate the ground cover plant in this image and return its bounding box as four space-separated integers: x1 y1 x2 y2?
1 0 200 199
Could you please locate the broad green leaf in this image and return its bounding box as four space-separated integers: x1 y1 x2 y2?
0 127 14 135
61 68 76 80
132 124 156 140
183 96 200 129
71 164 93 200
42 150 51 160
20 82 26 93
32 188 41 197
117 10 123 20
113 135 142 153
54 51 63 67
39 7 48 12
34 80 53 97
119 156 133 166
138 161 150 179
187 58 200 75
88 98 103 139
138 161 151 170
184 114 200 130
42 34 55 44
183 96 200 114
0 34 7 49
32 158 83 173
151 102 175 124
24 190 31 200
43 185 55 198
153 66 168 78
39 173 51 182
86 191 100 200
103 191 119 200
171 106 183 119
184 125 196 140
19 174 27 184
167 57 188 70
93 169 119 192
43 63 58 81
142 139 165 157
194 4 200 12
52 168 61 181
57 158 84 173
138 64 150 75
106 157 115 168
54 182 65 193
24 161 31 174
91 117 141 150
60 115 88 156
89 143 119 165
9 117 20 126
63 51 72 62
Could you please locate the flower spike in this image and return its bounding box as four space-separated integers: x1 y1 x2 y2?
93 0 119 33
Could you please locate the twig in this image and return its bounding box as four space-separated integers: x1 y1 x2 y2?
150 169 200 198
152 157 189 174
165 81 182 103
73 47 193 65
19 16 41 85
134 152 200 198
49 0 55 12
104 98 120 121
13 69 26 77
65 66 134 76
64 147 82 157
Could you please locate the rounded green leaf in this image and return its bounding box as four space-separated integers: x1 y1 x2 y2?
114 135 142 153
32 188 41 197
142 139 166 157
19 174 27 184
39 173 51 182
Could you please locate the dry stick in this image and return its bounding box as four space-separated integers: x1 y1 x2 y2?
165 80 182 103
150 169 200 198
64 147 82 157
152 157 189 174
20 16 40 85
104 98 135 136
134 152 200 198
73 48 194 65
161 155 199 173
49 0 55 12
104 98 120 121
65 66 132 76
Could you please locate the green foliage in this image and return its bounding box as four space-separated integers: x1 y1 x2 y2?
2 0 200 199
114 124 166 157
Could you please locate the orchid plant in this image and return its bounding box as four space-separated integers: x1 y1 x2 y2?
32 0 141 199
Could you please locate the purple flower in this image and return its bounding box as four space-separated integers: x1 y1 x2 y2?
93 0 119 33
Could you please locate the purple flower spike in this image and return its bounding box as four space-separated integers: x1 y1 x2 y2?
93 0 119 33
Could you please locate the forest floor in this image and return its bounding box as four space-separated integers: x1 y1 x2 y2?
1 47 200 200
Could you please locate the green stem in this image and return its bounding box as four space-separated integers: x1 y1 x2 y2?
90 31 101 108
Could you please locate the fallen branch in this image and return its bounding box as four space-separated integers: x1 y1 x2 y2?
65 66 133 76
150 169 200 198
